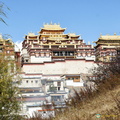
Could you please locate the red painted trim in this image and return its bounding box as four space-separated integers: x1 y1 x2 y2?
22 58 95 65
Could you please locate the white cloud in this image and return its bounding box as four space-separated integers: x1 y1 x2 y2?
14 41 22 52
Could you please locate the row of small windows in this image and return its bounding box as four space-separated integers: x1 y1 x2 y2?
53 51 74 56
103 57 116 62
77 53 93 57
35 53 50 57
26 80 38 83
34 52 93 57
99 52 116 57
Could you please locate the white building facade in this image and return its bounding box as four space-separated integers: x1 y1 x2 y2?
19 23 97 117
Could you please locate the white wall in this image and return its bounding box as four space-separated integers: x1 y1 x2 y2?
22 59 96 75
22 93 44 96
66 80 84 87
30 56 51 63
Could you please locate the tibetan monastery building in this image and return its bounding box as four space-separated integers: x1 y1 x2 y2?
21 23 96 78
0 34 20 66
95 34 120 62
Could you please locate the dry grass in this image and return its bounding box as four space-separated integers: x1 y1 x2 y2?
52 74 120 120
25 111 53 120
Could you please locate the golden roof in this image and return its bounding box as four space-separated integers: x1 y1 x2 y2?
99 34 120 40
0 34 13 44
27 32 36 36
68 33 80 37
94 34 120 44
41 23 66 31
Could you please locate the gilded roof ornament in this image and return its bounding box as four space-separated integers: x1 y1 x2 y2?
68 33 79 37
41 23 66 30
28 32 36 36
99 34 120 40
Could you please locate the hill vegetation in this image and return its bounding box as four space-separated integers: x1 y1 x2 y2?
53 76 120 120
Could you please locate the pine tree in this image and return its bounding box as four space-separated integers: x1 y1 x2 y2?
0 1 10 25
0 55 23 120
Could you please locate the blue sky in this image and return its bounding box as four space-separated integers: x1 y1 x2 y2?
1 0 120 46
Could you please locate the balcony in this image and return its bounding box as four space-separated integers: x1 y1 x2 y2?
52 56 75 59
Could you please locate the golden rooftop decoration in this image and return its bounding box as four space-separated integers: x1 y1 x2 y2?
99 34 120 40
28 32 36 36
41 23 66 30
68 33 79 37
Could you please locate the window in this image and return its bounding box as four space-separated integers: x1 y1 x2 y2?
113 52 116 56
55 53 58 56
0 48 2 52
70 52 73 56
110 57 115 61
117 51 120 55
81 53 83 56
26 60 28 62
47 81 53 85
110 52 113 56
103 53 106 56
57 82 61 86
62 51 65 56
35 80 38 83
44 52 46 56
26 80 28 83
104 58 107 62
74 78 80 82
51 96 61 101
58 87 60 91
35 53 39 57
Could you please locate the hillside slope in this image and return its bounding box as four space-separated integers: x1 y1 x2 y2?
53 75 120 120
